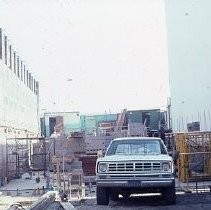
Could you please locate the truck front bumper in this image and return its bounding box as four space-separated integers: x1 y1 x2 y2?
96 176 175 188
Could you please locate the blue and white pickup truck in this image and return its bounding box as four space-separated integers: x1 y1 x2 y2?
96 137 176 205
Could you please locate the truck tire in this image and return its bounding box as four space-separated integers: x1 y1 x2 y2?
162 184 176 205
96 186 109 205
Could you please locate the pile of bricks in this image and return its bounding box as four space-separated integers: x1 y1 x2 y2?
79 155 98 176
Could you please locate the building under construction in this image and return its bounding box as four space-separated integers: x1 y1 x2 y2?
37 109 167 178
0 28 39 185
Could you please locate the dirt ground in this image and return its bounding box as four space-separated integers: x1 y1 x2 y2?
72 193 211 210
1 176 211 209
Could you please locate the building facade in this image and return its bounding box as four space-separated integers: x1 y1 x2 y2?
80 114 118 135
0 28 39 183
165 1 211 132
40 111 81 137
41 110 166 138
126 109 166 131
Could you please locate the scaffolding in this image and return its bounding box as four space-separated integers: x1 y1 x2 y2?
165 132 211 183
51 155 84 200
176 132 211 183
6 137 47 181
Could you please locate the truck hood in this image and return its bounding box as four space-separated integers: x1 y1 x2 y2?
97 154 172 162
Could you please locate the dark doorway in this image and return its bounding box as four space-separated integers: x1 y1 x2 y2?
49 117 56 136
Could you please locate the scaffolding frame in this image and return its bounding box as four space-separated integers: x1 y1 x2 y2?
6 137 47 180
165 132 211 182
176 132 211 183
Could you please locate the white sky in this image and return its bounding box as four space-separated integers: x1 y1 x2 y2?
0 0 169 114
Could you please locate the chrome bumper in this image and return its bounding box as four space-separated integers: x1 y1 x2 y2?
96 177 175 188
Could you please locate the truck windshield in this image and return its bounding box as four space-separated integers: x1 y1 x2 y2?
106 139 167 156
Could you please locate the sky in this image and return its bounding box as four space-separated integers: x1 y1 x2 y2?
0 0 169 114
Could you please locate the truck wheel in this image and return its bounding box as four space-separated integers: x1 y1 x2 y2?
162 185 176 205
96 186 109 205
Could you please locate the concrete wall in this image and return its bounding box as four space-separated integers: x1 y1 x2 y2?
165 0 211 131
0 131 6 185
0 29 39 182
0 60 39 133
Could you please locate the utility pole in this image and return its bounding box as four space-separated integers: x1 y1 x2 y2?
167 97 172 130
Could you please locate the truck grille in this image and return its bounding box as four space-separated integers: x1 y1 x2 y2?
108 162 161 173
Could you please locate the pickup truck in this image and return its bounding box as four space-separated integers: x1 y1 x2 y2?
95 137 176 205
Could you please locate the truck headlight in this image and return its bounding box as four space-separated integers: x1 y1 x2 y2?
162 162 171 172
98 163 107 173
